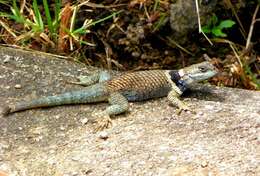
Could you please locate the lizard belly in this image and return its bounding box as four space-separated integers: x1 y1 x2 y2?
122 86 171 101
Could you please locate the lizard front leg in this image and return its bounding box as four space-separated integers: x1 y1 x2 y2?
94 92 129 131
167 90 195 115
69 70 111 86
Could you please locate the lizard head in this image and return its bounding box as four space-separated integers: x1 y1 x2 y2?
178 61 218 84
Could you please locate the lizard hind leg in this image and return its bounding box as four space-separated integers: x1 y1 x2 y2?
94 92 129 131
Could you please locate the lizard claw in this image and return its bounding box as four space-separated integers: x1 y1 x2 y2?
93 113 112 132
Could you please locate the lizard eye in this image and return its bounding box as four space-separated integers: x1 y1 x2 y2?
199 66 208 72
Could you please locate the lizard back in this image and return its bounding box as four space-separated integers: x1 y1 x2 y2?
107 70 172 101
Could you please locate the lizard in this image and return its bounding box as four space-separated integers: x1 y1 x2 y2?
1 61 218 130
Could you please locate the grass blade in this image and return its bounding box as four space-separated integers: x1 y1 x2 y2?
54 0 61 30
88 10 123 27
33 0 44 31
43 0 54 33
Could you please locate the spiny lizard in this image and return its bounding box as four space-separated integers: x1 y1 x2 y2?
2 61 218 130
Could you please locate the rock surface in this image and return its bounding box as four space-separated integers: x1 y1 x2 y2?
170 0 217 43
0 46 259 176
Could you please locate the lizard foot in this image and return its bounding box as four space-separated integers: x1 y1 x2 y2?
93 113 112 132
66 75 97 86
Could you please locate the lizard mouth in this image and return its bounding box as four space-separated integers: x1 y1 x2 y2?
188 70 218 82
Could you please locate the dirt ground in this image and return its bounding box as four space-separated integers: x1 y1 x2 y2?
0 47 259 176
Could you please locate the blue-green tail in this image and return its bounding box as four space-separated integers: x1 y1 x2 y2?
3 84 108 115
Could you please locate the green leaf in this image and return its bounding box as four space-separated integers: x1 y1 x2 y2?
218 20 235 29
212 27 227 37
211 14 218 26
202 26 211 33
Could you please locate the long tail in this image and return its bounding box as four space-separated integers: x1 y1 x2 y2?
2 84 108 116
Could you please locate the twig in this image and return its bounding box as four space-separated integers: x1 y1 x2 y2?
79 1 127 9
0 20 17 38
0 44 71 59
195 0 213 45
195 0 201 32
201 31 213 46
246 4 259 50
203 54 212 61
224 0 247 40
165 37 194 56
229 43 243 67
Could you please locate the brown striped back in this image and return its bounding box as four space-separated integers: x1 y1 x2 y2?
106 70 171 100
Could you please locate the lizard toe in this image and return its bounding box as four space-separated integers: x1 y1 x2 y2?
93 113 112 132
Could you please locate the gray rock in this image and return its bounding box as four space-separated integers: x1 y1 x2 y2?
0 46 259 175
170 0 217 43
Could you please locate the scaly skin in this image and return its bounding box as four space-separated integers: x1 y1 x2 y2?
2 61 218 130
